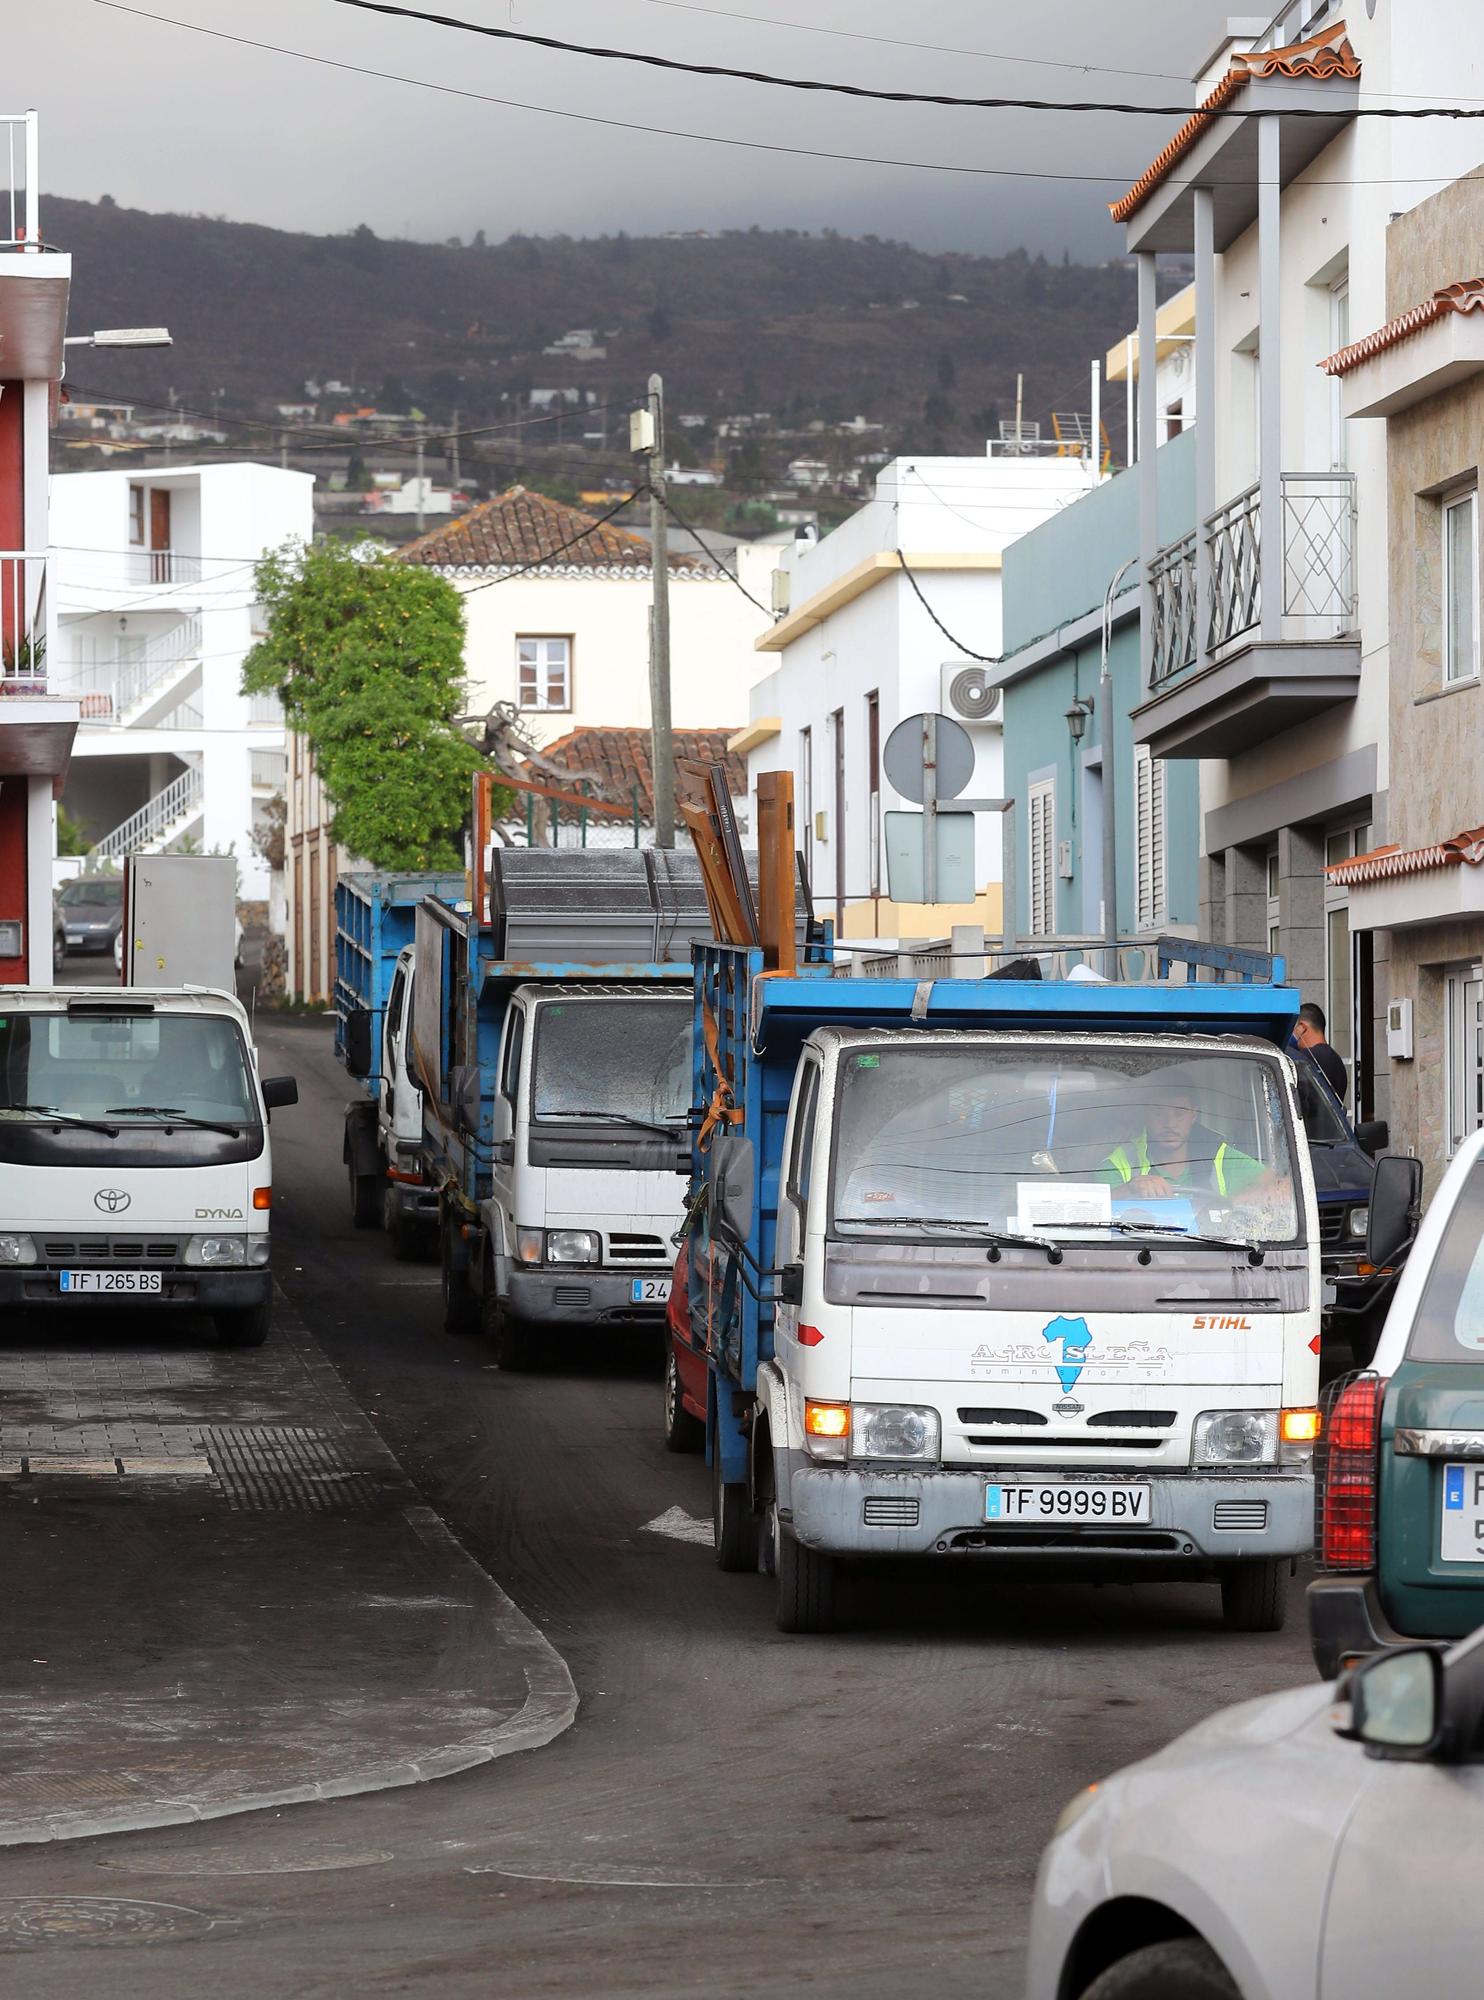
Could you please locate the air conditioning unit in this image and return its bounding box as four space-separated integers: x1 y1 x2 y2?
941 660 1001 724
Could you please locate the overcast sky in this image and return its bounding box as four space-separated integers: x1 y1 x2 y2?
23 0 1240 257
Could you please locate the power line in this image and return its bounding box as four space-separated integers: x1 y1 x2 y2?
656 488 772 614
894 549 997 663
87 5 1484 187
332 0 1484 120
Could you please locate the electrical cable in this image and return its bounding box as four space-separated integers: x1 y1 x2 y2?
330 0 1484 121
453 487 652 590
86 6 1484 186
893 548 998 664
655 488 772 614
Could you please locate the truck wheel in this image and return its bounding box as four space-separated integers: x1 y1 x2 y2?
216 1298 271 1348
1220 1557 1288 1633
1080 1939 1239 2000
383 1184 421 1263
712 1448 758 1572
349 1157 381 1230
662 1341 704 1453
772 1505 838 1634
483 1267 535 1371
440 1218 480 1337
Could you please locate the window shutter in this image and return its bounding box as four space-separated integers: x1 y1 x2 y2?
1028 779 1055 937
1135 746 1167 931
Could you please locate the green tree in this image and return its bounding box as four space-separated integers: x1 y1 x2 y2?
242 540 490 870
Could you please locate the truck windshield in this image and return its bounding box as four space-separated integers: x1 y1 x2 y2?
831 1044 1301 1246
0 1012 259 1127
531 997 691 1126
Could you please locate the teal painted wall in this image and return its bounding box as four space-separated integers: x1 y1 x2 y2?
1001 430 1198 937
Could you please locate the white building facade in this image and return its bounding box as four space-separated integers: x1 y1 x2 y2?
50 462 314 899
737 451 1097 941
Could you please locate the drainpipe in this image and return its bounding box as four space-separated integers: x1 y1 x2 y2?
1101 556 1138 978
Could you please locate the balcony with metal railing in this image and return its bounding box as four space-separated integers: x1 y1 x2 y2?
0 112 71 379
0 552 48 692
1134 471 1362 760
55 615 203 723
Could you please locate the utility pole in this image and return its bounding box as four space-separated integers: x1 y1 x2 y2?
415 425 426 534
632 372 673 847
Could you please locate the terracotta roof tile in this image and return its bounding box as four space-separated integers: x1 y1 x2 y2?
1321 278 1484 376
515 726 745 824
1109 21 1361 226
397 485 705 573
1327 825 1484 885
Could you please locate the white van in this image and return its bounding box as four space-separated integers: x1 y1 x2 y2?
0 987 297 1346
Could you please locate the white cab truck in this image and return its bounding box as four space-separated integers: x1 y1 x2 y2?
0 987 298 1345
693 939 1324 1634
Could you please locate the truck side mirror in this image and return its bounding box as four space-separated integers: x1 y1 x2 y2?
450 1064 482 1134
1355 1119 1389 1159
343 1007 373 1079
261 1076 298 1111
712 1133 755 1241
777 1262 803 1306
1366 1153 1422 1269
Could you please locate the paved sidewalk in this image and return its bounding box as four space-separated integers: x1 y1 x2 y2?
0 1287 576 1846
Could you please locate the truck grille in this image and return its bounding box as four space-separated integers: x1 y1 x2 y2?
863 1495 920 1528
606 1232 669 1264
1212 1499 1269 1532
553 1284 592 1308
1318 1206 1346 1244
40 1237 184 1264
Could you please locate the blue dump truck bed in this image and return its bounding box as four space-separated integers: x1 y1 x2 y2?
333 871 466 1089
691 941 1303 1488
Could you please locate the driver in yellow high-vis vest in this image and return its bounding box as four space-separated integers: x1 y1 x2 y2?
1098 1076 1269 1202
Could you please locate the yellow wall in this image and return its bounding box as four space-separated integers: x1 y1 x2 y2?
837 882 1004 941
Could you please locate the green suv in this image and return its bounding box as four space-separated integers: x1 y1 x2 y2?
1310 1133 1484 1677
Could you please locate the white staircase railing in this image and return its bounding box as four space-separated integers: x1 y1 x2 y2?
88 762 203 862
61 616 202 720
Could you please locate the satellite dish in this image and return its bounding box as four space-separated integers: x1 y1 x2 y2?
883 711 975 805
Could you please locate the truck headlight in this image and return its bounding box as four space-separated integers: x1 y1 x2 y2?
546 1229 600 1265
852 1403 940 1462
185 1234 248 1267
0 1233 36 1266
1348 1205 1370 1239
1192 1409 1278 1466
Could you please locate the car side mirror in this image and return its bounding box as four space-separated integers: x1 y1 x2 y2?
1355 1119 1389 1160
343 1007 373 1079
710 1133 755 1242
261 1076 298 1112
1338 1644 1445 1758
1366 1153 1422 1268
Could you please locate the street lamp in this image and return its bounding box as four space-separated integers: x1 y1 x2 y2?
63 328 173 349
1064 699 1091 743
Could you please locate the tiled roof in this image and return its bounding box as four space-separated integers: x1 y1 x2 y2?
1321 279 1484 377
1328 826 1484 886
516 726 745 823
1109 21 1361 226
397 485 706 573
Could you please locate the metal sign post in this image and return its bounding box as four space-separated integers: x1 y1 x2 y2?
883 711 1014 945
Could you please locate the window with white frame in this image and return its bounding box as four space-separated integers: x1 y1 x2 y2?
128 484 145 547
516 636 571 711
1323 819 1372 1082
1134 745 1167 931
1444 489 1478 683
1027 777 1055 937
1446 962 1484 1156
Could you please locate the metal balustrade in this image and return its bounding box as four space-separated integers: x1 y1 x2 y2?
1205 484 1264 656
89 763 203 862
0 112 39 250
1149 530 1198 685
0 552 47 690
58 616 202 720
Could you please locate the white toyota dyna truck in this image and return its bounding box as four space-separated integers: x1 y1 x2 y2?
0 987 298 1346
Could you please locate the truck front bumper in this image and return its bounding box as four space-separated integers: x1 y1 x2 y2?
1 1269 272 1311
1307 1573 1409 1680
782 1462 1312 1567
506 1266 669 1328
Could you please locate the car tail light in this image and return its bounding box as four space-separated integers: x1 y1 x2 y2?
1320 1373 1386 1570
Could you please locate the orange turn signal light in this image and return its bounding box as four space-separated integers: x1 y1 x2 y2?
1281 1407 1321 1444
252 1186 272 1211
804 1400 850 1440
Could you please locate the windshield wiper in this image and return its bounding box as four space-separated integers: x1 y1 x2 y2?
106 1104 242 1137
1105 1218 1267 1265
4 1103 121 1135
838 1215 1064 1263
539 1109 689 1139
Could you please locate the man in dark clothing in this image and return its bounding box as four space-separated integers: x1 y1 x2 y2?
1293 1001 1348 1100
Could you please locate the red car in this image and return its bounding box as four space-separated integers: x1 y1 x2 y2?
663 1237 706 1453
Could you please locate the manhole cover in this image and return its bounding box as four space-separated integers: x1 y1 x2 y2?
0 1896 220 1949
101 1846 393 1878
199 1427 381 1512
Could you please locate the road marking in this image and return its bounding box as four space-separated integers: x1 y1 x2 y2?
464 1862 758 1890
639 1506 713 1546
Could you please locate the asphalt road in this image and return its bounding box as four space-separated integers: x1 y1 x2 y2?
6 1005 1323 1999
